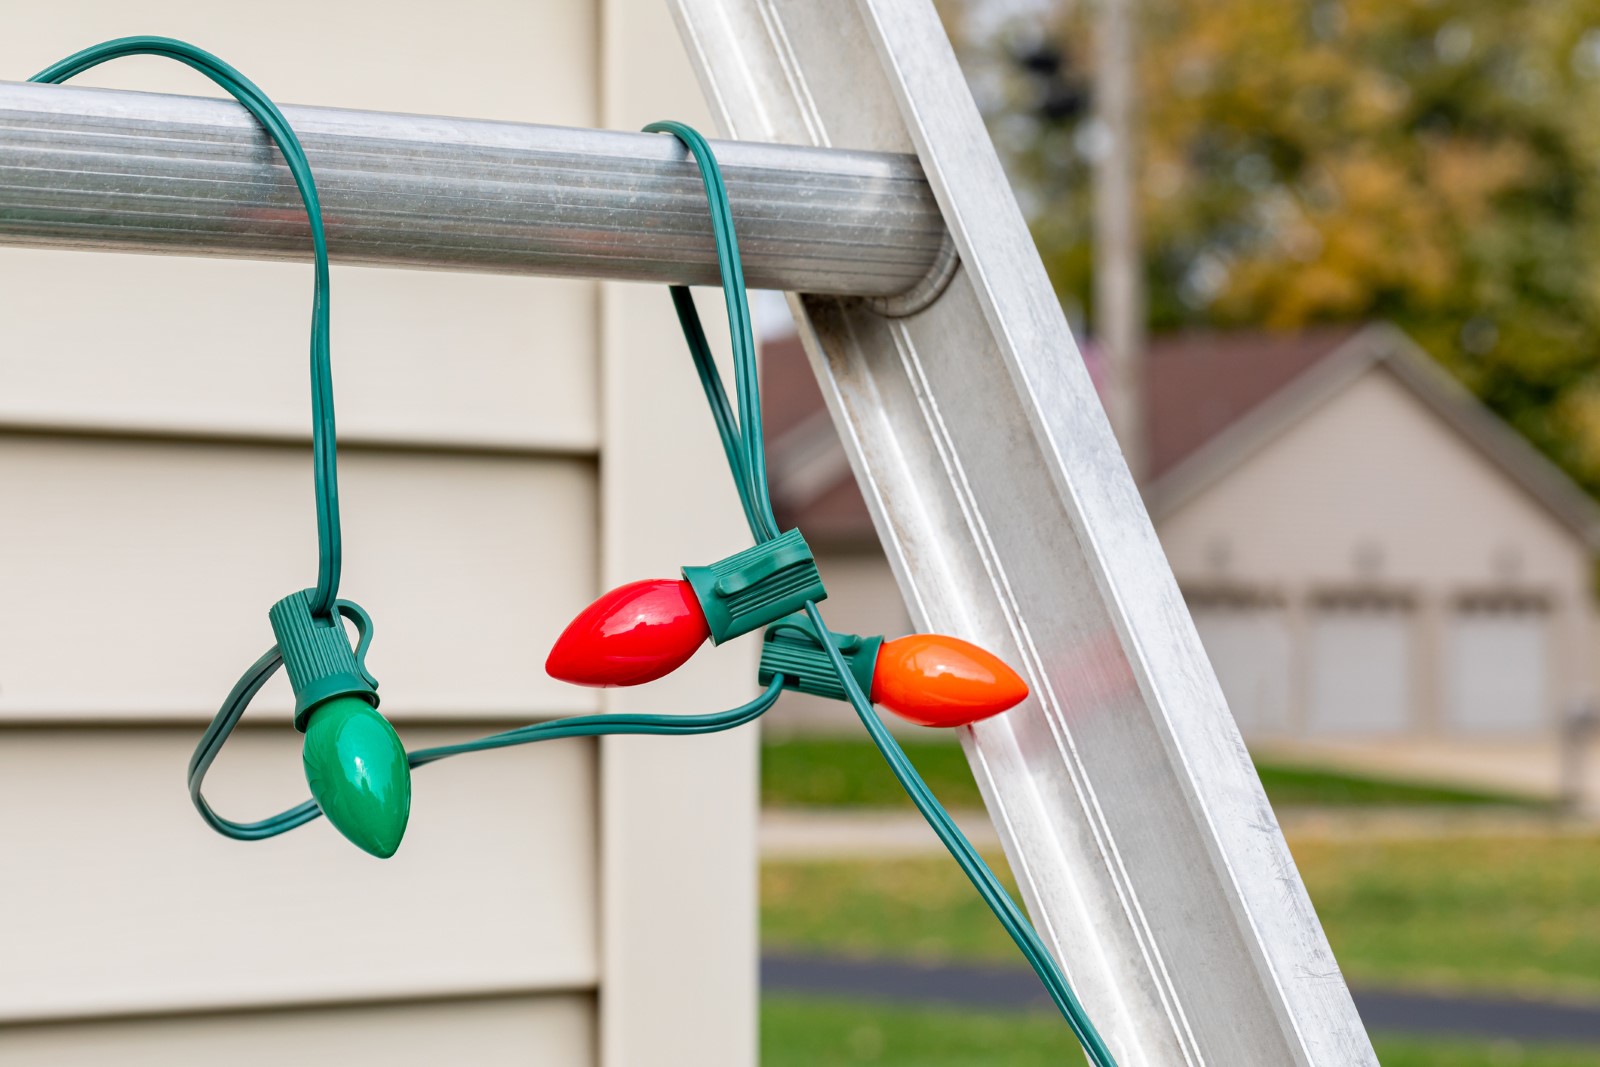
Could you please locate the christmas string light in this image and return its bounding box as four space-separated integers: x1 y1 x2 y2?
25 39 1115 1066
757 614 1030 728
30 37 414 858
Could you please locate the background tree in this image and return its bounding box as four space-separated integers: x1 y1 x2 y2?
949 0 1600 493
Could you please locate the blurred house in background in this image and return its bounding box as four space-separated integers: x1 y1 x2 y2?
764 322 1600 743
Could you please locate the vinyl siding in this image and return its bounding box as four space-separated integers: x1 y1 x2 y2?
0 727 598 1021
0 438 599 722
2 995 597 1066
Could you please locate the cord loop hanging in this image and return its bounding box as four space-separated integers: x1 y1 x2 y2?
32 36 344 617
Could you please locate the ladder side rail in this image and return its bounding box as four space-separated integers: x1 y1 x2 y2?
667 0 1377 1063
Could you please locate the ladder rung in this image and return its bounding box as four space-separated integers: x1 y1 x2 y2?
0 80 945 296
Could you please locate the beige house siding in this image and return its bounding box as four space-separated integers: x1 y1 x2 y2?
0 728 598 1019
0 254 602 452
0 439 599 719
0 5 755 1065
1159 364 1596 737
4 996 598 1066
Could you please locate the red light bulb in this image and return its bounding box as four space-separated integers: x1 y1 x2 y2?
546 579 711 687
868 634 1029 728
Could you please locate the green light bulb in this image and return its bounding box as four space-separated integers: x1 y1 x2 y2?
302 696 411 858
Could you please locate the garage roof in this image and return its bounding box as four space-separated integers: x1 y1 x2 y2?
763 322 1600 551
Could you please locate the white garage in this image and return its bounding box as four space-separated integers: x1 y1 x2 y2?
1144 325 1600 745
1445 593 1552 735
1188 592 1293 736
1306 592 1415 736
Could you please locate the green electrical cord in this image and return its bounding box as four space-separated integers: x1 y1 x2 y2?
187 638 782 840
802 601 1116 1066
25 37 1113 1065
32 37 344 620
648 122 1116 1067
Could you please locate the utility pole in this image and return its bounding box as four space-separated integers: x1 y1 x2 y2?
1093 0 1146 482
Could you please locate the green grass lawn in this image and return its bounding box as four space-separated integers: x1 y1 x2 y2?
1292 834 1600 999
763 997 1600 1067
762 738 1592 1060
763 997 1084 1066
761 736 1547 810
764 852 1026 964
763 833 1600 1000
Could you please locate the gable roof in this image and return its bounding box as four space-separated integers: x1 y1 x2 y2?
1143 324 1363 481
763 322 1600 550
1144 323 1600 549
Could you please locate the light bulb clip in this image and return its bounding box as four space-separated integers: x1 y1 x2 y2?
267 590 380 731
757 613 882 701
681 528 827 644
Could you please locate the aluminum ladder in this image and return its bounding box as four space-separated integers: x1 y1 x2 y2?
0 1 1377 1061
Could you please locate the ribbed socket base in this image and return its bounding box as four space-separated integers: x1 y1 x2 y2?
268 590 379 731
758 613 881 702
682 528 827 644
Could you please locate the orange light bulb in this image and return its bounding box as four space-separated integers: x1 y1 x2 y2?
868 634 1029 728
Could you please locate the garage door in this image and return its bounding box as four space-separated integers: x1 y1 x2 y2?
1308 591 1414 735
1445 593 1550 735
1188 592 1292 737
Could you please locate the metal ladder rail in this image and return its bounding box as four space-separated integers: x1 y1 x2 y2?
669 0 1376 1063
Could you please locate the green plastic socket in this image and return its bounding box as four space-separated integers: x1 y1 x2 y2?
758 613 882 701
682 528 827 645
268 590 379 731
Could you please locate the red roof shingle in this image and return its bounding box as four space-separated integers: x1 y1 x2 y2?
763 326 1362 541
